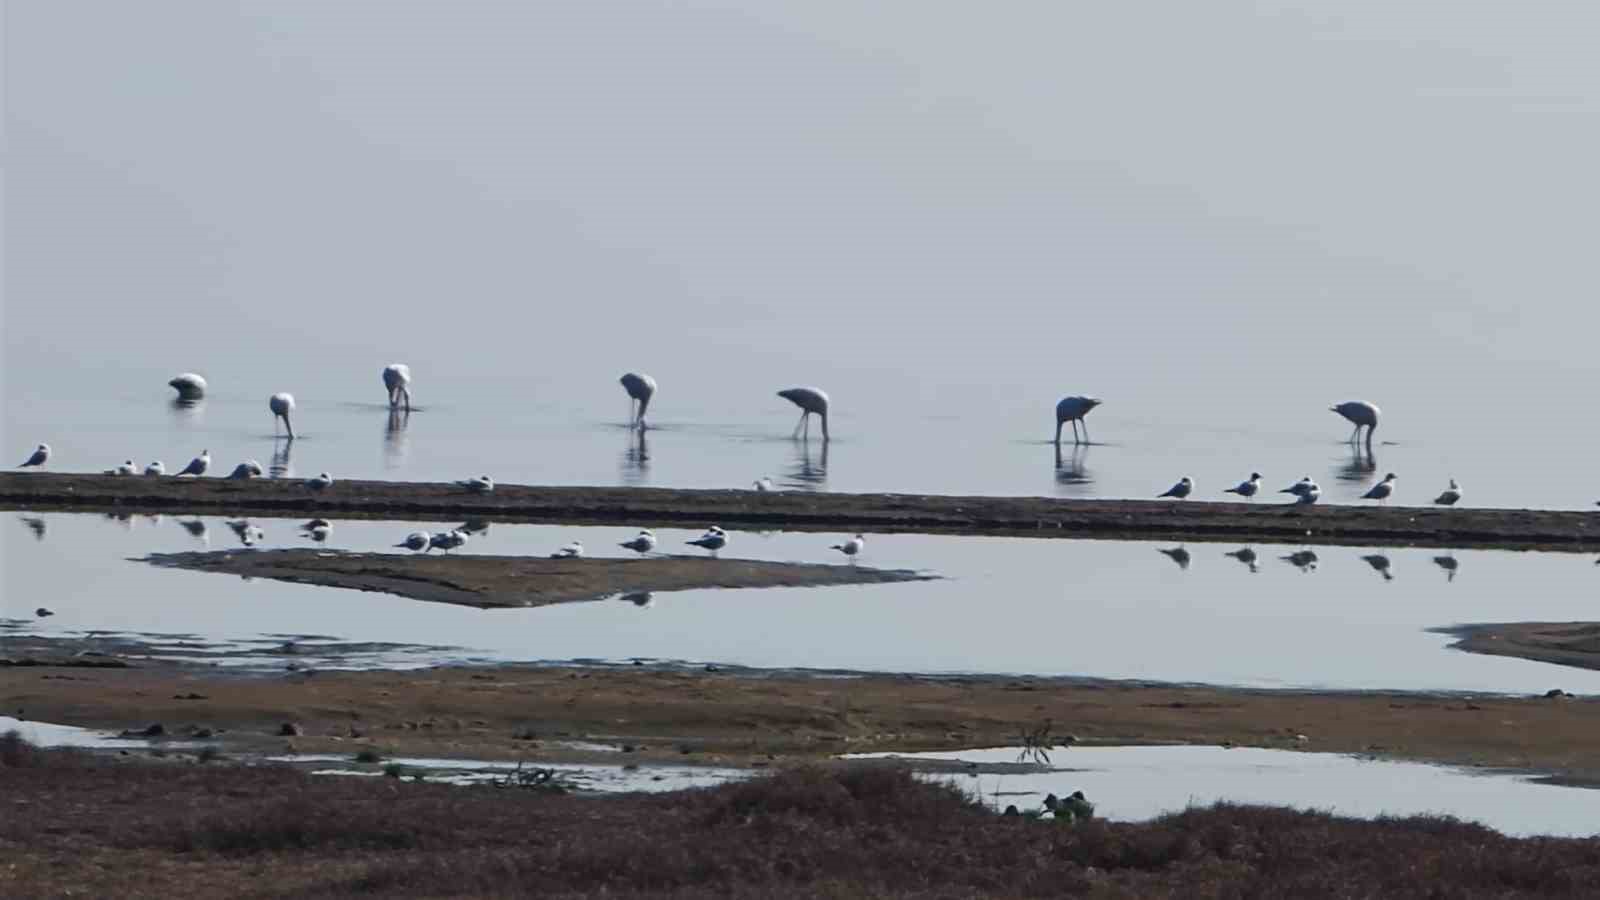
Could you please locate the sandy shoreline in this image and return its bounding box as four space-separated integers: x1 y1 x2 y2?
1439 621 1600 673
5 471 1599 550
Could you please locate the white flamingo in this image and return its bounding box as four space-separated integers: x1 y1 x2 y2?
620 530 657 555
174 449 210 477
777 388 830 441
620 373 657 430
1434 479 1461 506
1223 473 1261 500
382 364 413 412
1331 401 1380 448
270 393 296 439
18 444 49 468
1054 396 1103 445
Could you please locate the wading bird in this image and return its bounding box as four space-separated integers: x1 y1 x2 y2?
1434 479 1461 506
174 449 210 477
1158 477 1193 500
620 372 657 430
688 525 728 556
18 444 49 468
382 364 412 412
620 530 657 555
1331 401 1380 448
1362 473 1397 504
168 373 207 401
1054 396 1102 446
270 393 296 439
777 387 830 441
1224 473 1261 500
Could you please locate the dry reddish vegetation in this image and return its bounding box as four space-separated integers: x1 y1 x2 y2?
4 735 1599 898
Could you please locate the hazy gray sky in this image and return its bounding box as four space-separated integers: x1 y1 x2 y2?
6 1 1599 436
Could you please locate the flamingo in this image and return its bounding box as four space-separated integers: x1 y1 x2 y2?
1331 401 1380 449
174 449 210 477
1223 473 1261 500
168 373 207 401
18 444 49 468
1362 473 1397 504
777 387 830 441
620 530 657 555
1054 396 1103 445
270 393 296 439
620 373 657 430
1158 476 1193 499
831 534 865 560
1434 479 1461 506
550 540 584 559
382 364 413 412
395 531 431 552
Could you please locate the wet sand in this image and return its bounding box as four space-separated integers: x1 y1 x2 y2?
5 471 1599 550
3 658 1595 784
1440 622 1600 673
142 549 933 609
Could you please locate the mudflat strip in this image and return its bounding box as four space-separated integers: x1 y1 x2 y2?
142 549 934 608
1438 622 1600 673
6 472 1600 549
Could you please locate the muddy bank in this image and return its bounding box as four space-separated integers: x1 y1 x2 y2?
3 658 1595 782
1439 622 1600 673
5 471 1599 550
142 549 931 609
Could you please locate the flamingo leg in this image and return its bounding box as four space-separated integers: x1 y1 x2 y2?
1080 420 1090 444
792 411 806 438
402 388 411 414
284 415 295 441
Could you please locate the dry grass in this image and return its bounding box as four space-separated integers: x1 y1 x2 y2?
4 739 1599 898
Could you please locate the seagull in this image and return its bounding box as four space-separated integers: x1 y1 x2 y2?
620 530 657 555
777 387 830 441
753 476 774 493
106 460 138 476
1280 475 1315 495
305 472 333 491
394 531 431 552
382 364 413 412
1158 546 1192 570
301 519 332 542
1280 475 1320 504
144 461 166 476
226 460 264 480
1434 479 1462 506
168 373 207 401
1361 554 1394 581
831 533 865 560
1362 473 1397 504
18 515 47 541
35 607 54 618
1223 473 1262 500
550 540 584 559
1225 548 1259 573
269 392 296 439
457 475 494 494
1281 549 1319 572
1054 396 1103 445
1331 401 1380 448
688 525 728 556
620 372 657 430
174 449 210 477
1433 554 1459 583
1158 477 1193 499
429 530 468 553
18 443 50 468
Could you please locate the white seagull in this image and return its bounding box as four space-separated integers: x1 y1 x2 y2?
168 373 207 401
1280 476 1321 505
106 460 138 476
269 392 296 439
395 531 432 552
550 540 584 559
429 530 469 553
620 372 657 430
226 460 264 480
687 525 728 556
1434 479 1462 506
753 476 774 493
301 518 332 542
831 533 865 560
19 444 50 468
1331 400 1380 447
620 530 657 555
382 364 413 412
1054 396 1103 445
1223 473 1262 500
1158 476 1193 500
457 475 494 493
305 472 333 491
174 449 210 477
1362 473 1398 504
777 387 830 441
144 461 166 476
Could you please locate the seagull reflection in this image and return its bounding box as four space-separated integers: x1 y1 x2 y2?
1433 554 1460 582
458 519 491 537
225 519 265 547
384 408 410 469
1224 547 1259 573
104 512 134 530
1054 442 1091 488
270 439 293 480
1361 554 1394 581
1281 550 1319 573
619 429 649 486
785 439 828 490
17 515 46 541
1158 546 1192 570
1335 443 1377 483
619 591 654 609
177 518 210 546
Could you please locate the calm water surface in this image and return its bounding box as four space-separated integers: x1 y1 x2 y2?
4 512 1597 694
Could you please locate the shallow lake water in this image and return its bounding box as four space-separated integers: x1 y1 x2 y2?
4 511 1598 694
852 745 1599 839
